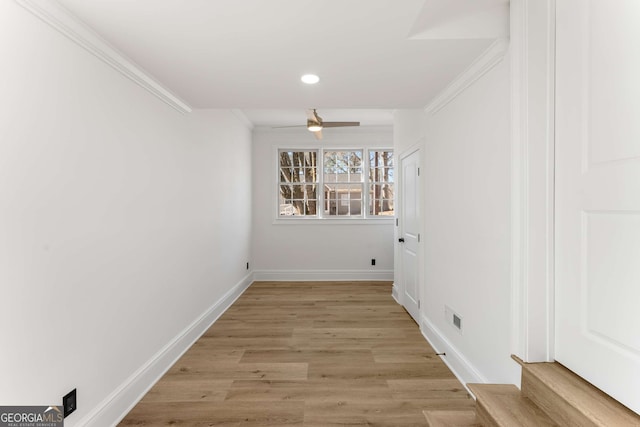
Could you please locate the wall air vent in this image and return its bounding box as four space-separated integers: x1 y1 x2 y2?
445 305 463 334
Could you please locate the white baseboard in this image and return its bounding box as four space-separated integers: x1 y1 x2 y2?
253 269 394 282
391 282 400 304
79 273 254 426
420 314 488 394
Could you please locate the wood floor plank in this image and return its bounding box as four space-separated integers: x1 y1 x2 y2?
239 348 375 364
312 319 418 328
120 401 304 426
289 337 439 351
423 409 481 427
417 398 477 411
221 307 298 320
296 305 407 319
387 379 472 400
140 379 233 403
225 379 393 402
372 347 439 363
193 336 297 349
293 327 409 339
204 326 295 339
165 362 308 380
308 361 455 381
211 319 315 329
168 346 244 364
119 282 470 426
303 399 436 426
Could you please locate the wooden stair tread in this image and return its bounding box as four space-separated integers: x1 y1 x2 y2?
423 409 479 427
468 383 558 427
521 361 640 426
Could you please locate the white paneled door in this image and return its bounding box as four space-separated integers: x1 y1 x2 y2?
555 0 640 414
399 149 420 323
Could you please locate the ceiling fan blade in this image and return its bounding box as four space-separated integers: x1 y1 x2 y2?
274 109 355 135
322 121 360 128
307 109 322 122
307 109 316 120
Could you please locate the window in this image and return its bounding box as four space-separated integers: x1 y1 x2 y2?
323 150 363 216
278 148 393 219
369 150 394 216
278 150 318 216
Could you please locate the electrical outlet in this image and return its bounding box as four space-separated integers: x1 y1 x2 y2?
371 258 376 266
63 389 76 418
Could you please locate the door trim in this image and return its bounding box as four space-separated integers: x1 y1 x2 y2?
510 0 556 362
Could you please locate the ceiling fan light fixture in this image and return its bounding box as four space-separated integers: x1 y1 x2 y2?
307 123 322 132
301 74 320 84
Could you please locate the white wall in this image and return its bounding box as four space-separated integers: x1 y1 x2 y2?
0 2 252 425
393 110 427 155
252 127 394 281
394 54 520 385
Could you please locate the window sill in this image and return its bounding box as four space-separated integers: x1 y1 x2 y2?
273 217 394 226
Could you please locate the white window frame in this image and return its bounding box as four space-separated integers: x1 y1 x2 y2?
276 146 394 223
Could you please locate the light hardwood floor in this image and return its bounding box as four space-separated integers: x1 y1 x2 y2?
119 281 474 426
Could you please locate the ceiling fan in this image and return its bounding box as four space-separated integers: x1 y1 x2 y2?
274 109 360 140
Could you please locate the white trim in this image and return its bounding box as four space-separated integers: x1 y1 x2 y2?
253 270 394 282
272 218 394 226
509 0 556 363
391 282 400 304
79 273 253 426
425 38 509 115
510 0 528 365
232 109 255 130
15 0 192 114
421 315 487 387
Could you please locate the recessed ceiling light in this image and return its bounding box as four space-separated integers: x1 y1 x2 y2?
301 74 320 84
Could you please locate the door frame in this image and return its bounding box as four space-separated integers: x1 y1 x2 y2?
510 0 556 362
394 141 424 322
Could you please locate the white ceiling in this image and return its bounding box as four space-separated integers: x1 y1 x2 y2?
56 0 509 126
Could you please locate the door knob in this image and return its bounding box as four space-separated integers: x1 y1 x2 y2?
398 238 405 243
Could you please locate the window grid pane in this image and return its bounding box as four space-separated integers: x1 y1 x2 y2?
324 183 363 216
279 150 318 216
323 150 364 217
369 151 395 216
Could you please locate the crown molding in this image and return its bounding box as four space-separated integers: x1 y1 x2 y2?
424 38 509 115
231 109 255 130
15 0 192 114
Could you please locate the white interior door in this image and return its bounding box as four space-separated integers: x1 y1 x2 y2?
399 149 420 323
555 0 640 414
